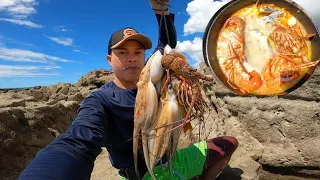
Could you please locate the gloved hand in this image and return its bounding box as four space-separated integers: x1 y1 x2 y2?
149 0 171 12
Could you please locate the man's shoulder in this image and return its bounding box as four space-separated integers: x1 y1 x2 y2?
85 81 136 107
90 81 115 97
81 82 115 104
99 81 115 90
89 81 126 101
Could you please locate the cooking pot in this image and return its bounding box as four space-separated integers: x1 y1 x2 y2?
202 0 320 96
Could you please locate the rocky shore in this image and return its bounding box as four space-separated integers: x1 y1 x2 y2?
0 64 319 180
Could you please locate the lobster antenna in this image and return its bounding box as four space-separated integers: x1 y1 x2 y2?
255 0 260 8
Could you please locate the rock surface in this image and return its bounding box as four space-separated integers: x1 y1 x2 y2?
0 69 112 180
188 62 320 180
1 65 320 180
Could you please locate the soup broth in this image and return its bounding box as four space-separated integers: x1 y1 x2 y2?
216 3 315 95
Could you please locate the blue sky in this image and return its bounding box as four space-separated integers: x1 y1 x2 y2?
0 0 194 88
0 0 319 88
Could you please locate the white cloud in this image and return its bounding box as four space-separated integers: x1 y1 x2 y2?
183 0 230 36
0 0 41 28
0 0 16 8
44 35 74 46
0 34 40 50
73 49 88 55
0 44 73 77
178 0 231 67
43 65 61 70
176 37 203 68
0 18 43 28
7 4 36 16
293 0 320 27
0 65 60 77
0 0 38 18
0 34 77 78
183 0 320 36
0 47 75 63
54 25 73 32
179 0 320 68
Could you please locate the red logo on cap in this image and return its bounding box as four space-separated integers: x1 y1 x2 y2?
123 28 137 38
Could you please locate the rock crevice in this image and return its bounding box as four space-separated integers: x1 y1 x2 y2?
1 66 320 180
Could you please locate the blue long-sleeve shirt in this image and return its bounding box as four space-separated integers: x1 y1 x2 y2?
18 13 177 180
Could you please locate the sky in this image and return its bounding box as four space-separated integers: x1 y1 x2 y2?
0 0 319 88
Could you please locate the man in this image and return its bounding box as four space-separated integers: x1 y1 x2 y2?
18 1 238 180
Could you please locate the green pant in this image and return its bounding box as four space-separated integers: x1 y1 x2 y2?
120 141 207 180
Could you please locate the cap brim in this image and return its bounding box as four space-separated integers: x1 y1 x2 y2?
111 34 152 50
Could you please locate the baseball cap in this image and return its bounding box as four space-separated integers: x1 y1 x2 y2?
108 27 152 55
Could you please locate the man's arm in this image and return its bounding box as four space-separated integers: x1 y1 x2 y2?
18 91 108 180
151 0 177 54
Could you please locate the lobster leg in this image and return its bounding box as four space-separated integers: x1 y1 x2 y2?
161 69 171 93
224 41 242 91
177 76 190 106
182 83 199 131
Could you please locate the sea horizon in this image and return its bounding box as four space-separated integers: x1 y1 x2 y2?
0 87 35 90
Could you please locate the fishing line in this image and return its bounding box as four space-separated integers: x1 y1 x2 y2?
116 0 172 148
157 0 171 48
161 0 170 47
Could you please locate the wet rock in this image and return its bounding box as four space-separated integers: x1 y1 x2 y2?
1 65 319 180
58 85 69 95
75 69 114 88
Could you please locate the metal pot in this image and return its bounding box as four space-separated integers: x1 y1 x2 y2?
202 0 320 96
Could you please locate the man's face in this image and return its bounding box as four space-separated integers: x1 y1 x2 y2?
107 40 146 83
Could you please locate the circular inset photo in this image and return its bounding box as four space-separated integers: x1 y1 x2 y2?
203 0 320 96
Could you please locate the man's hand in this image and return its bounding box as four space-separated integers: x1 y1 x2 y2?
149 0 171 14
